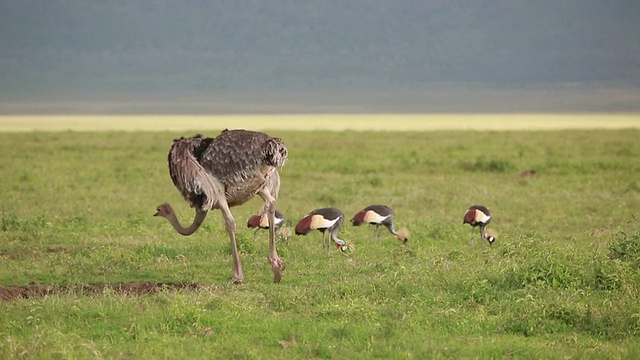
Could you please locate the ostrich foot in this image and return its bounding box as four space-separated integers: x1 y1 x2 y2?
270 256 285 283
231 268 244 284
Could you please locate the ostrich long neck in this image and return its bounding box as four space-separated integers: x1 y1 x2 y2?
165 206 207 236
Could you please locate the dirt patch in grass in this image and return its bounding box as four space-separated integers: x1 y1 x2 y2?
0 281 201 302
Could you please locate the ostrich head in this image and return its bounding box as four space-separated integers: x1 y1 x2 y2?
154 203 172 218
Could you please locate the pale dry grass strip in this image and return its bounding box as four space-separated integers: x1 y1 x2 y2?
0 113 639 132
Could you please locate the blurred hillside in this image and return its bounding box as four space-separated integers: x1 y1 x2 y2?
1 1 639 113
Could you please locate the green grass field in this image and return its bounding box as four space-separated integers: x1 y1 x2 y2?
1 115 640 358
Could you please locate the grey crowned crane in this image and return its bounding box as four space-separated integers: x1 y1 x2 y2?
295 207 348 253
462 205 496 245
247 209 286 240
350 205 409 243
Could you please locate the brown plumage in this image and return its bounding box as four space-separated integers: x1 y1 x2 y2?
295 207 348 253
154 129 288 284
462 205 495 245
350 205 408 243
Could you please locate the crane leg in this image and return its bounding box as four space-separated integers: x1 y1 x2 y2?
258 187 284 283
322 232 328 255
218 201 243 284
253 227 260 241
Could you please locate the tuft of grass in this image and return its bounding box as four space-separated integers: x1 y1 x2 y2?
462 157 515 173
608 230 640 267
1 213 51 232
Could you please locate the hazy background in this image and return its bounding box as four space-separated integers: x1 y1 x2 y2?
1 1 639 114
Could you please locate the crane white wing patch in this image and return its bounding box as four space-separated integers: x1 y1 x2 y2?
474 210 491 224
258 214 284 228
363 210 390 224
310 214 339 230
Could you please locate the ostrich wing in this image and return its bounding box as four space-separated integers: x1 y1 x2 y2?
200 130 288 187
167 130 287 211
168 135 224 211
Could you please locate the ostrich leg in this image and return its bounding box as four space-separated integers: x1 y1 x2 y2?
218 201 244 284
258 187 284 283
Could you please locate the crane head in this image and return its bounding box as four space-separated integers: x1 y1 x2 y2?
484 229 497 245
396 228 410 243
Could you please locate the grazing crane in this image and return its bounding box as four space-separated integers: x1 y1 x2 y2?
350 205 409 243
295 207 348 253
247 209 286 240
154 129 287 284
462 205 496 245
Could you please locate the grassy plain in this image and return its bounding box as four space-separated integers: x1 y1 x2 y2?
0 116 639 358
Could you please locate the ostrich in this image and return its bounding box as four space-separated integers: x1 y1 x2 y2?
350 205 409 243
153 129 288 284
294 207 348 253
462 205 496 245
